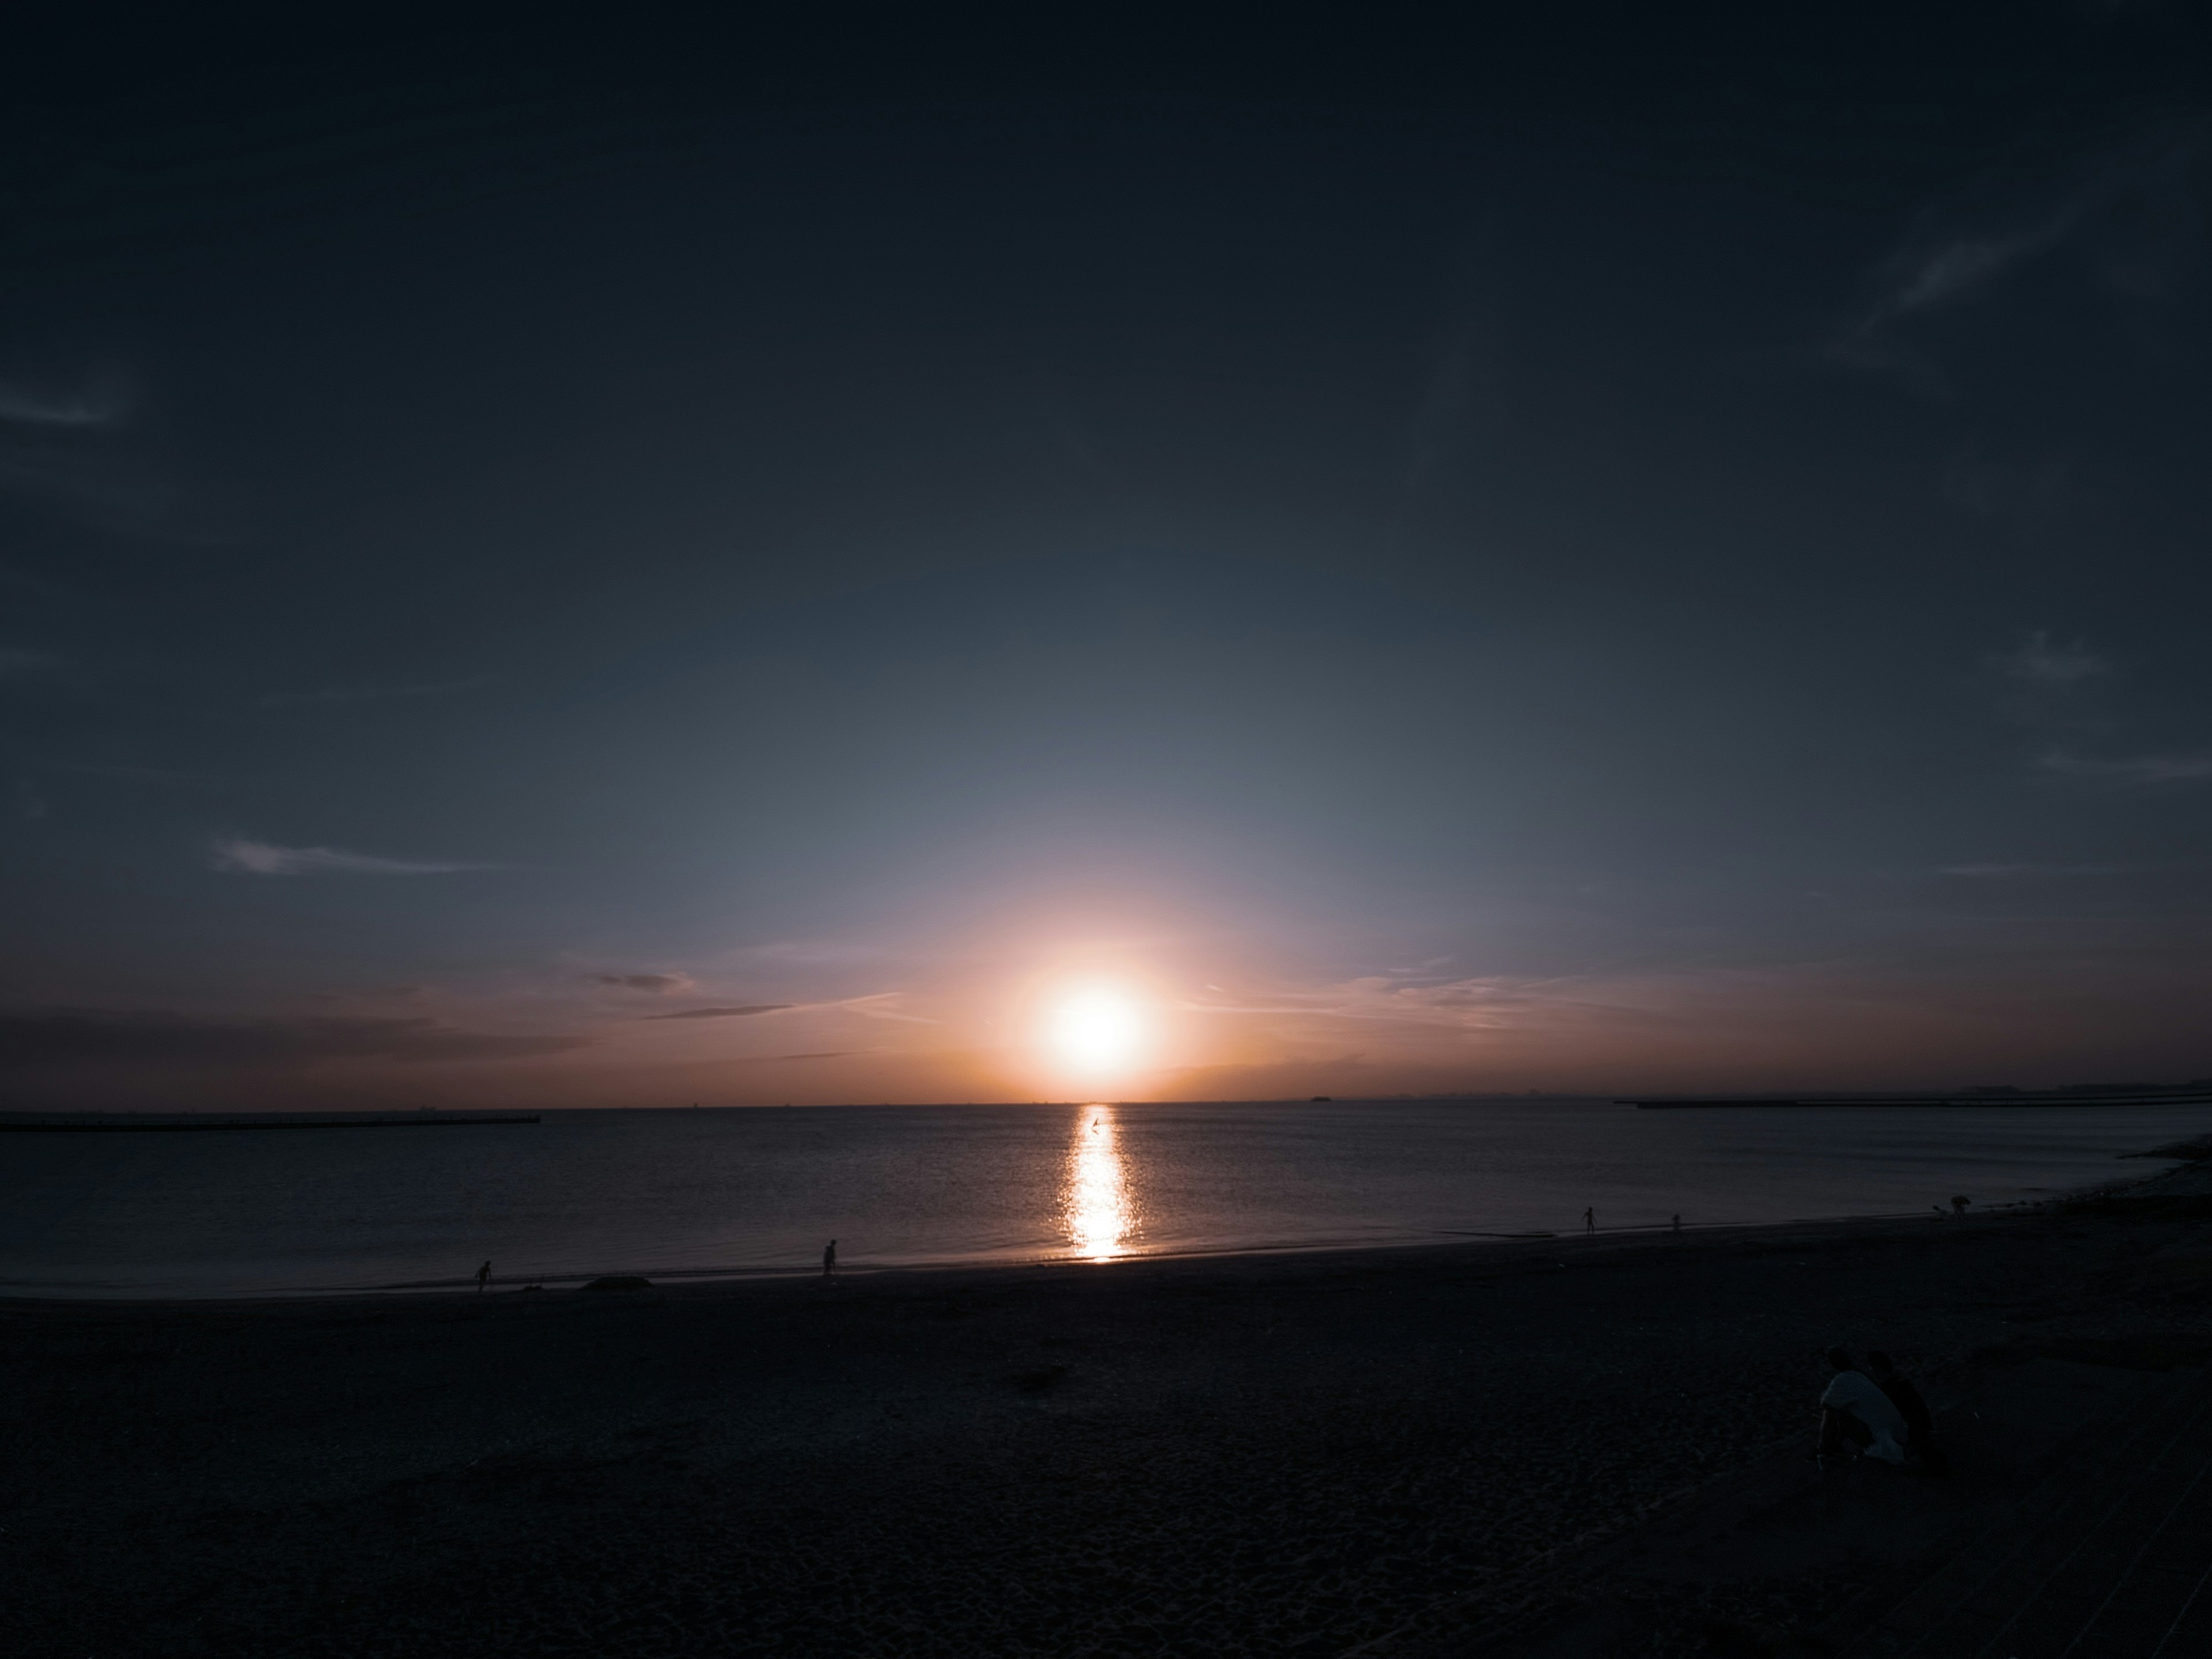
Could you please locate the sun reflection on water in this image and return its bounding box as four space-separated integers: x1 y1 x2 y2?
1062 1104 1137 1261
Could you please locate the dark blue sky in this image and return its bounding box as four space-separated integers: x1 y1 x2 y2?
3 5 2210 1107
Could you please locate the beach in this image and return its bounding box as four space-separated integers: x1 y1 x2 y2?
8 1174 2212 1658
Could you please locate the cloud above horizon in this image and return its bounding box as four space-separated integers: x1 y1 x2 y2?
0 1008 585 1069
0 366 204 537
1836 127 2205 388
591 972 694 993
0 376 130 429
211 839 495 876
641 1003 793 1021
1939 862 2119 878
259 675 494 709
2040 751 2212 785
1995 630 2108 685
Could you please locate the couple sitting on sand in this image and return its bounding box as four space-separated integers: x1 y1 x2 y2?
1817 1346 1941 1472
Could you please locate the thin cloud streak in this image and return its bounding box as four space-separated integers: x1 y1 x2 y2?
211 838 497 876
1888 216 2081 317
0 379 128 427
1940 862 2120 878
1184 974 1588 1031
2039 752 2212 785
1994 630 2107 685
260 675 493 708
0 1007 584 1067
832 993 938 1024
634 993 931 1026
1834 125 2206 387
642 1004 793 1021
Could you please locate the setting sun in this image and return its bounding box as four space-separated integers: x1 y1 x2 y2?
1048 985 1147 1075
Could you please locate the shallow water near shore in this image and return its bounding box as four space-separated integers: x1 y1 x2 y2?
3 1097 2207 1297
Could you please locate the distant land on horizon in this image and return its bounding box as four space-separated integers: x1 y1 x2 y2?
8 1077 2212 1124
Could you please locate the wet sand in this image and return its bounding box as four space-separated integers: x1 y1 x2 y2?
7 1181 2212 1658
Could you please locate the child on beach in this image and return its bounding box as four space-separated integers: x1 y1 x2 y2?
1817 1346 1909 1468
1868 1350 1944 1472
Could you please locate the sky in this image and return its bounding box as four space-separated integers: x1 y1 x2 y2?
3 5 2211 1109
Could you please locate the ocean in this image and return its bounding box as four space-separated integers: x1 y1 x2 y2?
2 1098 2204 1297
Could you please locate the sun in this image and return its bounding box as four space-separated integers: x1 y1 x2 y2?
1048 985 1147 1075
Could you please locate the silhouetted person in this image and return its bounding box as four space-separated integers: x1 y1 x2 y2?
1950 1194 1971 1217
476 1260 491 1294
1868 1350 1944 1472
1817 1345 1908 1468
822 1238 836 1279
1671 1213 1681 1234
1583 1206 1596 1236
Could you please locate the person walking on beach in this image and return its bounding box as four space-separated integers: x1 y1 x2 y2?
1671 1214 1681 1235
822 1238 837 1279
1583 1206 1596 1236
476 1260 491 1294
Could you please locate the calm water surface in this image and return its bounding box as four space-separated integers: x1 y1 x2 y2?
2 1099 2205 1297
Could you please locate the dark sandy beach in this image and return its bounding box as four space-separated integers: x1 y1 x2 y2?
7 1175 2212 1659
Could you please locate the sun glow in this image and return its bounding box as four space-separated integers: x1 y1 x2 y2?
1048 984 1147 1075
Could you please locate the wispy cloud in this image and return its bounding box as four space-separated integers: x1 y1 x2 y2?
642 1003 794 1021
0 1007 584 1067
1993 630 2107 685
0 378 129 428
1940 862 2119 878
259 675 493 709
2039 752 2212 785
0 369 164 530
210 838 495 876
590 973 694 993
1184 974 1574 1031
1834 127 2205 388
1836 209 2083 388
831 992 938 1025
627 988 929 1026
1887 216 2082 319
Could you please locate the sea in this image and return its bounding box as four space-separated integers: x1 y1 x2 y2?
3 1098 2206 1298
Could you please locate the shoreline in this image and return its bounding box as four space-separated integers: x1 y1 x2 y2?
0 1173 2162 1308
10 1160 2212 1657
0 1205 2050 1307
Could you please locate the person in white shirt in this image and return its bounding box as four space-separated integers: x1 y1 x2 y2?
1817 1345 1909 1467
